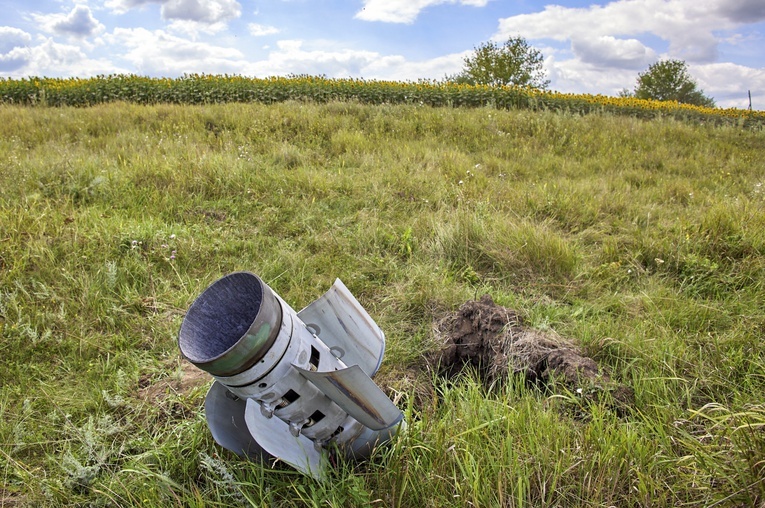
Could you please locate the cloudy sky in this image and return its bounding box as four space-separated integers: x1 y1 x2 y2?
1 0 764 108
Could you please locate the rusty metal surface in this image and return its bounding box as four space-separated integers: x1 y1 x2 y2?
297 279 385 376
295 365 403 431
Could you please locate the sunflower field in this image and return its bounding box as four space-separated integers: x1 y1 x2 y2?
1 74 763 126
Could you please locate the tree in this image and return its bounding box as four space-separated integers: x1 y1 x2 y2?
450 36 550 89
634 59 715 107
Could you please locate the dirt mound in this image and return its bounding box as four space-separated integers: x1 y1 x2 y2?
431 294 525 382
430 295 633 409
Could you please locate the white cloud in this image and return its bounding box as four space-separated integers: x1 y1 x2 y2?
105 27 245 75
106 0 241 24
105 0 157 15
248 23 280 37
244 39 380 76
691 62 765 108
29 38 90 68
0 36 127 77
0 27 32 72
33 5 105 39
715 0 765 23
719 31 762 47
496 0 737 64
236 39 468 81
363 51 469 81
356 0 489 24
571 36 657 69
162 0 241 24
53 26 464 81
167 20 229 36
543 55 636 95
0 47 29 72
0 27 31 53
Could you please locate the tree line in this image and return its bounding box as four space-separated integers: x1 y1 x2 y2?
448 36 716 108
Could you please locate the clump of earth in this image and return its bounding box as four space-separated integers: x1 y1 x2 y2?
429 294 633 411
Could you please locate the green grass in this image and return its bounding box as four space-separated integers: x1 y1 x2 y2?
1 101 763 507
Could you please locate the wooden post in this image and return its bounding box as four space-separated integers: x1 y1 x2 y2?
748 90 752 111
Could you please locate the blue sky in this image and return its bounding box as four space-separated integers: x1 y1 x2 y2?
1 0 764 108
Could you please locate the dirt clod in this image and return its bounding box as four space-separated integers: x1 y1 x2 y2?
430 295 633 410
431 294 524 382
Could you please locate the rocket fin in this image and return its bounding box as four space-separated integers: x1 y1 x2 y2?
295 365 403 431
205 381 267 459
297 279 385 376
243 399 327 480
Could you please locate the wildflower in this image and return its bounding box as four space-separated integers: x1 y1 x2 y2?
458 180 464 185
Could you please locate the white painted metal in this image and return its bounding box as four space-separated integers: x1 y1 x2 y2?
244 399 327 480
204 381 265 459
179 272 404 480
297 279 385 376
295 365 403 431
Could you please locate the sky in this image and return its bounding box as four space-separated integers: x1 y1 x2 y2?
1 0 764 109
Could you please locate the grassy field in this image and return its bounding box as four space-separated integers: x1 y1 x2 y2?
0 100 763 507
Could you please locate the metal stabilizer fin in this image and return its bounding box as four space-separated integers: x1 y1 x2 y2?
204 381 267 459
295 365 403 431
243 399 328 480
297 279 385 377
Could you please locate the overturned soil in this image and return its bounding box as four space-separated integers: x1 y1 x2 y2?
429 295 633 409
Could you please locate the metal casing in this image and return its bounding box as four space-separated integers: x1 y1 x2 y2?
178 272 404 479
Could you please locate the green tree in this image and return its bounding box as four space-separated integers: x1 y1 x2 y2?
634 59 715 107
450 36 550 89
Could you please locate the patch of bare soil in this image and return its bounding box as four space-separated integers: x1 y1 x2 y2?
136 360 210 406
429 295 633 411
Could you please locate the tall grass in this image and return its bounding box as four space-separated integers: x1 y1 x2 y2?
0 101 763 506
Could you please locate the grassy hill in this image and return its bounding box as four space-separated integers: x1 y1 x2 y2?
0 100 763 507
